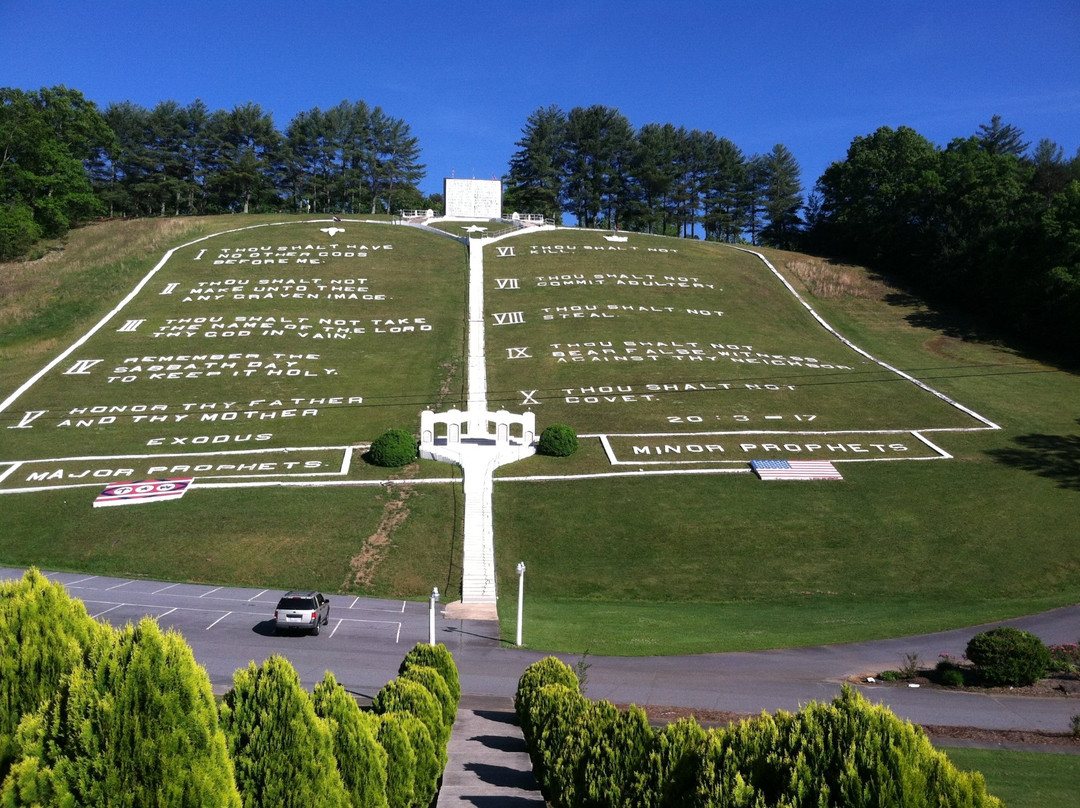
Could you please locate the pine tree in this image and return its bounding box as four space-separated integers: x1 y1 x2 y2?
503 105 567 219
759 143 803 249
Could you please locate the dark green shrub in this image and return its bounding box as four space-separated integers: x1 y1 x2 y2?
368 429 418 467
878 669 901 681
965 626 1052 686
940 668 965 687
399 643 460 707
537 424 578 457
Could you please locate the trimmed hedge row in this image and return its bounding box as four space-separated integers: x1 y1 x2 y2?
515 657 1003 808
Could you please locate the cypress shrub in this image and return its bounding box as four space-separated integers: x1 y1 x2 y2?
399 665 456 747
689 686 1003 808
525 683 589 803
399 643 461 707
517 677 1004 808
515 656 580 742
537 423 578 457
0 568 107 780
220 655 349 808
368 429 419 467
629 718 709 808
376 714 416 808
2 618 241 807
965 626 1052 686
570 701 652 808
312 672 390 808
372 678 446 758
393 712 439 808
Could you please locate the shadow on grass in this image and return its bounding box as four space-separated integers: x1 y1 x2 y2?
988 421 1080 491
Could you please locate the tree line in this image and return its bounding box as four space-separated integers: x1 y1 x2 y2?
807 116 1080 354
504 106 1080 354
0 568 459 808
3 86 1077 354
503 104 803 247
0 86 429 259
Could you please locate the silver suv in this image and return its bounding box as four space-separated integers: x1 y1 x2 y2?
274 591 330 635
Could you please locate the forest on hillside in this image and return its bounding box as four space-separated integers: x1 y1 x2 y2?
2 86 1078 354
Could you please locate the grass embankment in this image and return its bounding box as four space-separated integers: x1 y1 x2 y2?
490 240 1080 653
942 747 1080 808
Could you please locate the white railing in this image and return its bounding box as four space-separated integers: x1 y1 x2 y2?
420 408 535 447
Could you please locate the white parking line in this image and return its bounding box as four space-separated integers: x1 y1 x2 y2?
349 596 360 609
158 608 177 619
107 580 134 591
59 574 98 585
247 589 267 602
199 586 222 598
205 612 231 630
91 604 124 619
153 583 180 594
329 618 342 638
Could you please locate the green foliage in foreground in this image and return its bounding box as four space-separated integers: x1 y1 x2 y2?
399 643 462 707
312 673 390 808
966 626 1053 686
943 747 1080 808
2 615 240 807
0 569 107 780
220 656 349 808
516 657 1003 808
0 572 463 808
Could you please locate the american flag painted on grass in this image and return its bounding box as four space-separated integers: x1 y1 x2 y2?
93 478 194 507
750 459 843 481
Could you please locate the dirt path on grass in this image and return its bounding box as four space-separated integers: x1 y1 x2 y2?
345 466 419 589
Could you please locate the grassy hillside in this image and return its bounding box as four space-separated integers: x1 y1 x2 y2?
1 217 1077 655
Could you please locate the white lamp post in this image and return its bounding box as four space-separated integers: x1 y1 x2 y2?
515 561 526 647
428 586 439 645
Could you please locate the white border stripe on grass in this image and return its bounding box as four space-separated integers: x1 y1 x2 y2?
730 247 1001 431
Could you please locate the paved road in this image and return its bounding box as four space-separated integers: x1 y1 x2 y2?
4 567 1078 734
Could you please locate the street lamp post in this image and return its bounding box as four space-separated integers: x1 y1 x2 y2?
515 561 526 647
428 586 439 645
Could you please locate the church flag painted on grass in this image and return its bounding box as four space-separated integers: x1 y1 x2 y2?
93 478 194 507
751 459 843 481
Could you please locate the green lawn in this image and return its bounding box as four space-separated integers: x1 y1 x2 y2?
941 747 1080 808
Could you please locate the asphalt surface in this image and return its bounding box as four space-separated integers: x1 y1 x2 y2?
3 567 1078 735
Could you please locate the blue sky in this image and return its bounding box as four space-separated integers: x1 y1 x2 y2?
3 0 1078 198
